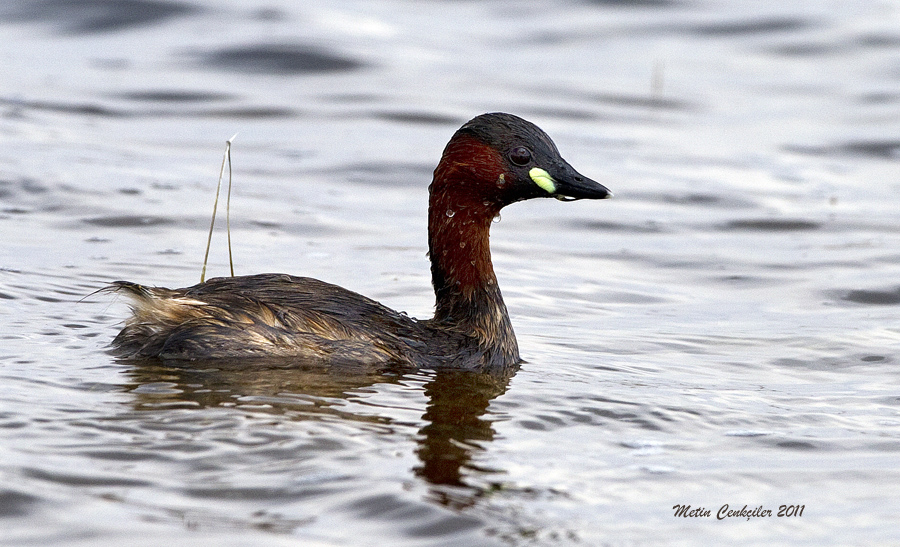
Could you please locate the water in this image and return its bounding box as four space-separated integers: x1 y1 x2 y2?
2 0 899 545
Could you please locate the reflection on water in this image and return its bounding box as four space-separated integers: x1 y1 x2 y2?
126 358 404 410
126 358 515 501
414 370 511 496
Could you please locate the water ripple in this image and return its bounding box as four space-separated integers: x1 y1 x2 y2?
197 44 366 75
0 0 201 35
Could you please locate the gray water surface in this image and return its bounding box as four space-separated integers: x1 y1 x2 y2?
2 1 900 545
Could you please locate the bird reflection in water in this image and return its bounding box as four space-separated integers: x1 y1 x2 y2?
124 358 516 506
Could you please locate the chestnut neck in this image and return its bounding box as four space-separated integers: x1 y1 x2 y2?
427 136 518 364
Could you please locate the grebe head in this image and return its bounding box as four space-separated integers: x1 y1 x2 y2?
431 112 611 211
426 113 610 362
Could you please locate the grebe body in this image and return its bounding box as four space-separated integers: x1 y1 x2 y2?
111 113 611 369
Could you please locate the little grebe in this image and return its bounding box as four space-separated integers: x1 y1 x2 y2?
110 113 611 369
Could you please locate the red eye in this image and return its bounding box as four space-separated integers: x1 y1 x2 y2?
508 146 532 166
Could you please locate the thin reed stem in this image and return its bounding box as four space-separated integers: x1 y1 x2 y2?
201 134 238 283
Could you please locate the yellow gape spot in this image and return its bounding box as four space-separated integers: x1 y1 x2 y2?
529 168 556 194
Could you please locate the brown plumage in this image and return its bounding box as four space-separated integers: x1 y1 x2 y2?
110 113 611 370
